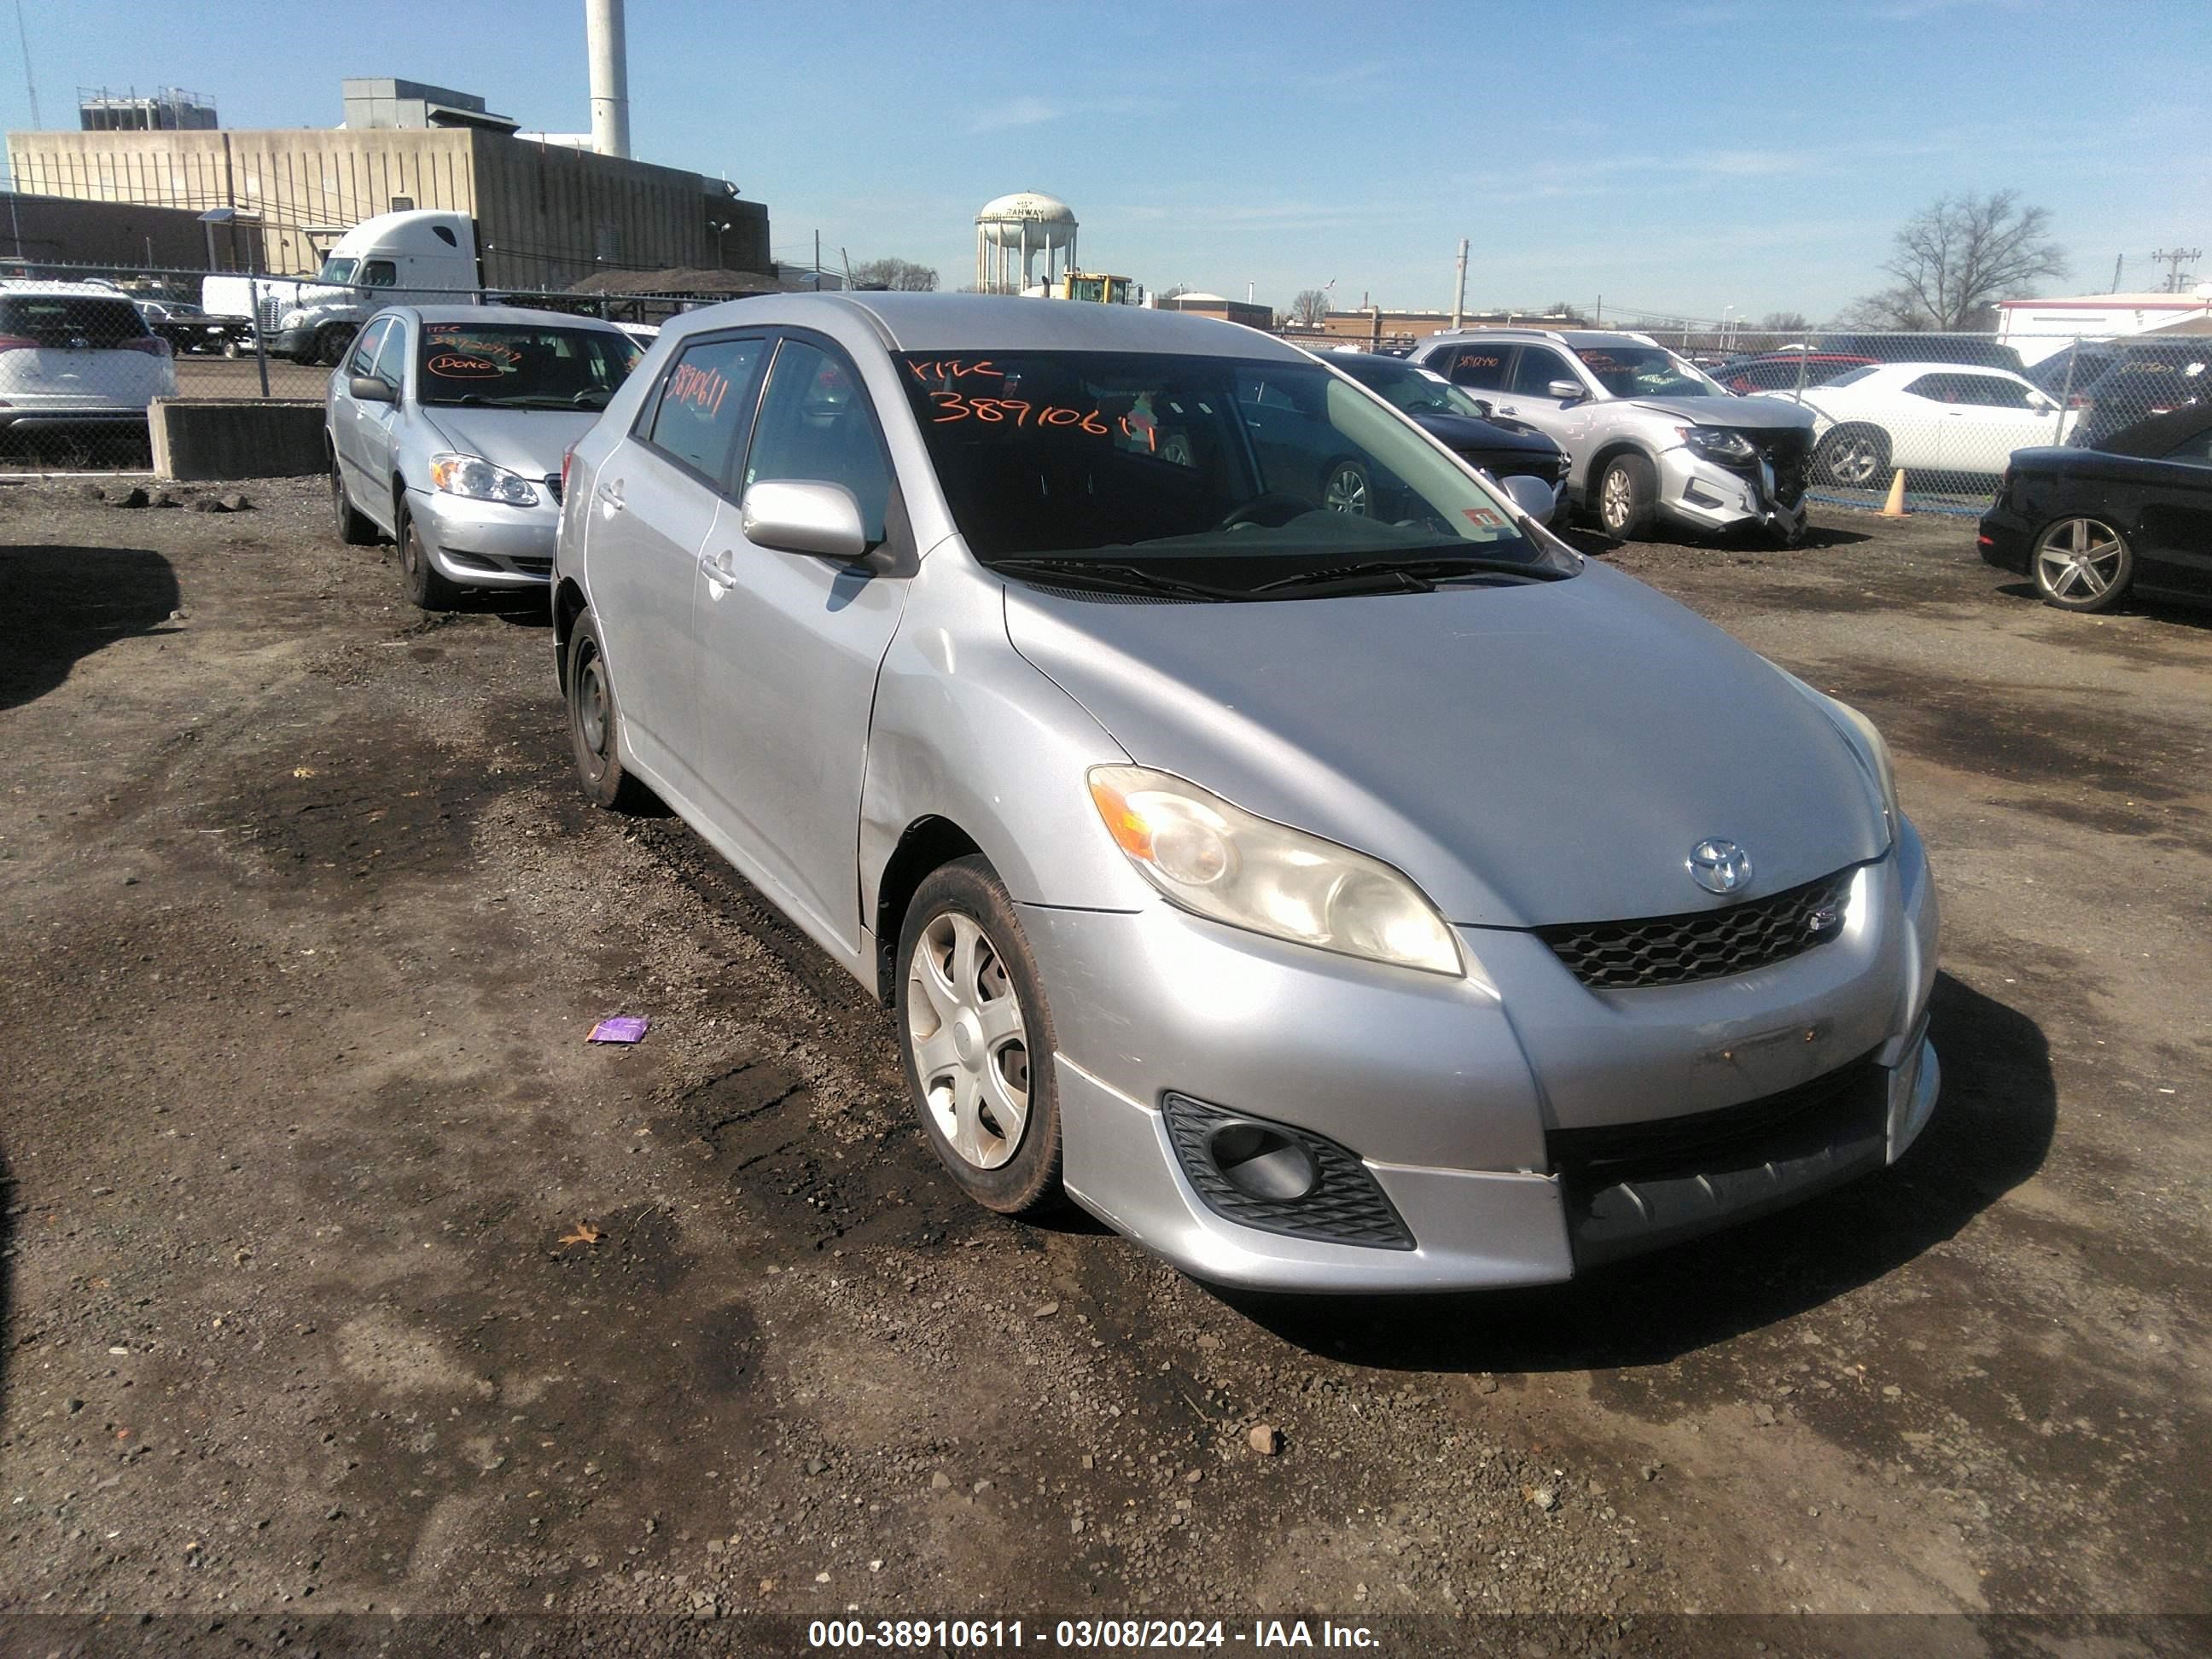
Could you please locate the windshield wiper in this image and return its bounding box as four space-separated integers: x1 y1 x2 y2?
1249 555 1568 594
990 558 1248 602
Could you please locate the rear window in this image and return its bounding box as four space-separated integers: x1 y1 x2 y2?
0 295 150 345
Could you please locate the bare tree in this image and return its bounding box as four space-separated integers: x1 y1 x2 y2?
1845 190 2068 330
1758 311 1810 331
1288 288 1330 326
852 258 940 292
1156 283 1192 303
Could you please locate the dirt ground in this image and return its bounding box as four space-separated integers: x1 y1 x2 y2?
1 480 2206 1655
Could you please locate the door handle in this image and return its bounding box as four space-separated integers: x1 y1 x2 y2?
594 479 626 514
1498 405 1518 415
699 548 737 590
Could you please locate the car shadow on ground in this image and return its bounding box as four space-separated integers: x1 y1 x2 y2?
1564 522 1875 557
0 545 180 712
0 1143 13 1416
1990 579 2212 631
1215 971 2055 1371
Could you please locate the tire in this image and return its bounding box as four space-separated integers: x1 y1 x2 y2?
1594 451 1657 538
1815 425 1890 489
895 856 1062 1217
563 608 654 812
2031 515 2133 613
398 507 462 611
317 324 356 369
1321 457 1372 518
329 455 378 546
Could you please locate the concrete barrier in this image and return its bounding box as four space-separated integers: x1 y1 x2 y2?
150 399 326 481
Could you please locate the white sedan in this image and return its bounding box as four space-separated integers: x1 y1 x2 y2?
1763 363 2075 487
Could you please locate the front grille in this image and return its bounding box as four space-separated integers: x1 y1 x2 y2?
1758 428 1812 506
512 556 553 578
1161 1092 1413 1250
1548 1050 1883 1188
543 473 563 504
1536 867 1856 991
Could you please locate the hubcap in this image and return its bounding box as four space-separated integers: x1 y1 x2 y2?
577 655 610 757
2035 518 2123 600
1831 438 1879 486
1602 468 1632 526
1324 466 1369 516
906 911 1029 1170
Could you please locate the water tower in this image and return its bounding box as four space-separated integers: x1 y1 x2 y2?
975 192 1079 294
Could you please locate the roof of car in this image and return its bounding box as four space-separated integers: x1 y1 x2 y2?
396 303 630 331
670 292 1309 361
0 280 138 300
1423 327 1660 350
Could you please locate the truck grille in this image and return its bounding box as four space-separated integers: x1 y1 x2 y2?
1535 866 1857 991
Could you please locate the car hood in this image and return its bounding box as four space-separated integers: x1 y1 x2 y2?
1623 394 1815 430
1411 410 1560 457
416 405 600 479
1003 562 1884 928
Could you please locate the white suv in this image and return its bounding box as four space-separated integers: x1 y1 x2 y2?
0 283 178 446
1407 328 1815 543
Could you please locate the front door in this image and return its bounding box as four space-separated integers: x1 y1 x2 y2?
691 333 911 961
333 317 390 507
591 331 769 783
356 318 410 513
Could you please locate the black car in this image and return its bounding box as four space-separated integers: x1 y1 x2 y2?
1816 333 2027 375
1710 352 1881 395
2063 339 2212 452
1978 403 2212 612
1324 351 1570 523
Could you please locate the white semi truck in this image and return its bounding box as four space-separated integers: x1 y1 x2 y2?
203 209 487 366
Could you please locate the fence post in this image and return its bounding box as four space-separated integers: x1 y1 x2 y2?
2051 345 2076 444
247 278 271 399
1793 348 1808 404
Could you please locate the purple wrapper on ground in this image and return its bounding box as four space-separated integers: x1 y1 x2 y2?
587 1016 650 1045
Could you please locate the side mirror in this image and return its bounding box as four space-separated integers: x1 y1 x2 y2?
347 375 395 404
1470 397 1494 418
1545 379 1586 404
742 479 868 562
1499 474 1558 522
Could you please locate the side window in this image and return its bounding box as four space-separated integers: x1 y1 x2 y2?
741 338 893 545
1511 348 1576 396
1444 346 1510 391
644 335 765 482
360 259 397 288
2163 428 2212 467
370 321 408 389
346 317 390 378
1965 375 2034 410
1901 374 1955 402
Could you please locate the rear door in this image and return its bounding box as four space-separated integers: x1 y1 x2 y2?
690 331 911 960
589 329 770 787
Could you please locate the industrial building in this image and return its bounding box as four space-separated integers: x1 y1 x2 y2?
6 3 769 289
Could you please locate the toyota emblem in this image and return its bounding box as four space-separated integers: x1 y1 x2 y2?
1687 839 1752 894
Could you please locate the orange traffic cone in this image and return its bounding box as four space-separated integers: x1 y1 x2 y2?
1880 469 1908 517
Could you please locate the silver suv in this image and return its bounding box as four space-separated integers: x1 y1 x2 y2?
1406 329 1815 544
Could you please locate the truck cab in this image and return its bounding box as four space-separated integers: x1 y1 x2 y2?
271 211 482 365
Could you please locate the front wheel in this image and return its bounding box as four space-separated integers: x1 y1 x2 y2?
1815 426 1889 488
398 508 462 611
896 857 1062 1216
317 325 356 368
1321 458 1372 517
2032 516 2133 613
1594 452 1656 538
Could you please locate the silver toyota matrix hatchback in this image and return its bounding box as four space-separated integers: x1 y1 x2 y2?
553 294 1939 1293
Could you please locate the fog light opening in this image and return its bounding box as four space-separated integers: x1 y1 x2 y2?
1206 1123 1319 1203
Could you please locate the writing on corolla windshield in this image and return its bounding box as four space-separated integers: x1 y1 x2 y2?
908 358 1132 439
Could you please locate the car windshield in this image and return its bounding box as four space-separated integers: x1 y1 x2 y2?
1340 358 1493 420
899 352 1572 596
416 322 642 409
317 257 358 286
1574 346 1721 399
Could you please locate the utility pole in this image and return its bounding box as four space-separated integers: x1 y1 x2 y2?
813 230 821 291
2110 254 2123 294
1451 237 1468 329
1594 294 1602 326
2150 247 2201 293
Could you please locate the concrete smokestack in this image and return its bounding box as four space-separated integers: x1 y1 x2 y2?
586 0 632 160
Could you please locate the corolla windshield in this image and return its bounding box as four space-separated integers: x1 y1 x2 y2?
1574 346 1724 399
416 322 643 410
900 352 1575 597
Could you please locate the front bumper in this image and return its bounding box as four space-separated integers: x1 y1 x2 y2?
271 325 321 360
1655 446 1807 540
1023 817 1939 1292
406 486 559 587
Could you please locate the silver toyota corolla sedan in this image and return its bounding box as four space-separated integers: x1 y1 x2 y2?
326 305 641 608
553 294 1941 1293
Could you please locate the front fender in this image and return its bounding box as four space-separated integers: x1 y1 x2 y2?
859 545 1153 925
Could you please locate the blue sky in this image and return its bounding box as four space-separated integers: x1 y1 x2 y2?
8 0 2206 320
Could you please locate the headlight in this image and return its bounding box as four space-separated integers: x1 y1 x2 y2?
1679 425 1757 464
429 452 541 506
280 310 308 329
1087 765 1464 976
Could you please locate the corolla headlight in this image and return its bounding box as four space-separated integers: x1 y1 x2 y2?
1087 765 1464 976
1679 425 1758 464
429 452 541 506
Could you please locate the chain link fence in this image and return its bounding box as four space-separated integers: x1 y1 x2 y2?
8 259 2209 507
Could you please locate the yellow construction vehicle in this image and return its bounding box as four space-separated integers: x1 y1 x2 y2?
1028 271 1142 305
